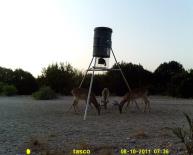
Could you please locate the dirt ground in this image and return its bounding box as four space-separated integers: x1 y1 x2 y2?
0 95 193 155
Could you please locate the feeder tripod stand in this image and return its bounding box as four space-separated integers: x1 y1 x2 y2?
79 48 131 120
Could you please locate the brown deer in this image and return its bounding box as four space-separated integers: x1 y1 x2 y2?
69 88 100 115
119 88 150 113
100 88 110 110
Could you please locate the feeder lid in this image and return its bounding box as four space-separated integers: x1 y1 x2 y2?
94 27 112 32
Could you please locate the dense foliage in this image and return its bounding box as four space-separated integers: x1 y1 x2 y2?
0 82 17 96
37 63 82 95
0 67 38 95
153 61 185 95
0 60 193 98
12 69 39 95
106 62 152 96
32 86 57 100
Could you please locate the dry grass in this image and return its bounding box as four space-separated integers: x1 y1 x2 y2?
72 141 116 155
23 135 65 155
97 148 114 155
23 136 117 155
92 145 117 155
158 127 173 138
130 129 148 139
28 135 49 152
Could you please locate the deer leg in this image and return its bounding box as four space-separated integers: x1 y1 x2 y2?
126 100 130 108
134 100 141 111
143 97 150 112
91 102 100 115
100 97 104 106
67 104 73 112
119 98 128 114
67 97 76 112
85 99 93 109
125 100 131 112
146 98 151 112
104 97 109 110
73 99 79 113
104 100 108 110
142 97 147 112
89 102 94 109
100 98 106 109
144 102 147 112
90 96 100 115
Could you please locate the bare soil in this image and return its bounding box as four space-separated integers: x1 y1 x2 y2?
0 96 193 155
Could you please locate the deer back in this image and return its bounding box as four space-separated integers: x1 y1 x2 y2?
71 88 88 100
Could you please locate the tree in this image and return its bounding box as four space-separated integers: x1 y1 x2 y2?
178 73 193 98
38 63 82 95
0 67 14 84
153 61 185 94
12 69 38 95
167 72 187 97
106 62 152 95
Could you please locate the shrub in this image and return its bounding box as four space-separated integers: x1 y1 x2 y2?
0 82 5 93
170 113 193 155
2 84 17 96
0 67 38 95
32 86 57 100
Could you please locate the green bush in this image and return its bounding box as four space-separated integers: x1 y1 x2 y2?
2 84 17 96
32 86 57 100
0 82 4 93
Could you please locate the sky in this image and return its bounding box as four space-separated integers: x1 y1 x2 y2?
0 0 193 77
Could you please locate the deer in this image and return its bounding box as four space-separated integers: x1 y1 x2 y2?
100 88 110 110
119 88 150 114
68 88 101 115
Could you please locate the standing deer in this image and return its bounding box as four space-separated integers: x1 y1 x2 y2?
69 88 100 115
119 88 150 113
101 88 110 110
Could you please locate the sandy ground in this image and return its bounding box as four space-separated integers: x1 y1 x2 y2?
0 95 193 155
